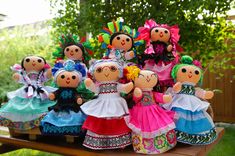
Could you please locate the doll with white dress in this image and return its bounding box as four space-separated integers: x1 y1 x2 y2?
124 66 177 154
0 56 56 130
81 59 134 150
162 55 217 145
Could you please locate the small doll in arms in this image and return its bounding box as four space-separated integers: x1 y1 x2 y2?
81 59 134 150
124 66 177 154
0 56 56 130
40 60 87 135
162 55 217 145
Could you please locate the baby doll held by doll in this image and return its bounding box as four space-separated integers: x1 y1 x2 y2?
0 56 56 130
124 66 177 154
81 59 134 150
40 60 87 135
163 55 217 145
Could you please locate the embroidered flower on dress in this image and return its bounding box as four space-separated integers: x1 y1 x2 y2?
166 130 177 145
154 135 167 149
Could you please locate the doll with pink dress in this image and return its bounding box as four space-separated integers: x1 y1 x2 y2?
124 66 177 154
138 19 182 92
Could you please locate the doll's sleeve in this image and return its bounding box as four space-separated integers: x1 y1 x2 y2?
133 94 143 103
153 92 164 103
124 51 135 60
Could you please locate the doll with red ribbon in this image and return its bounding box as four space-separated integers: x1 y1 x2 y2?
81 59 134 150
124 66 177 154
0 56 56 130
138 19 182 92
98 18 144 66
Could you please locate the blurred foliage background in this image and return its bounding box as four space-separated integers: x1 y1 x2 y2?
0 0 234 102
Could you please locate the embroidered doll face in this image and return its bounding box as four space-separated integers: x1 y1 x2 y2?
64 45 83 61
56 71 80 88
176 65 201 84
110 33 133 52
150 27 170 43
134 70 158 89
22 56 46 73
93 62 120 82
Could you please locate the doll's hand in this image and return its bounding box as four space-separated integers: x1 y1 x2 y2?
134 87 142 98
167 44 173 52
123 82 134 94
49 93 55 100
46 68 52 79
163 94 172 103
84 78 94 88
77 98 83 105
12 73 20 81
204 91 214 99
129 51 135 58
173 82 182 93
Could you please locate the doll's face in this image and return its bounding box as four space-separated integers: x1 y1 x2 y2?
134 70 158 89
151 27 170 43
111 34 133 52
23 56 45 73
176 66 201 84
93 62 120 82
56 71 80 88
64 45 83 61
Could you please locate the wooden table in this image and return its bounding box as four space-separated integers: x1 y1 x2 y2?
0 127 224 156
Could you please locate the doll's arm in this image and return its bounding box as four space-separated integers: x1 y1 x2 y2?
124 50 135 60
12 73 23 83
195 88 214 100
133 87 143 103
167 44 173 52
45 68 52 79
172 82 182 93
153 92 172 103
84 78 98 94
119 82 134 94
75 94 83 105
49 90 59 101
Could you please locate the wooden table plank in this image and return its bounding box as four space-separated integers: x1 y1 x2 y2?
0 127 224 156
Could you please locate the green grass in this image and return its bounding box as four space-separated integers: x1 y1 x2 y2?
208 126 235 156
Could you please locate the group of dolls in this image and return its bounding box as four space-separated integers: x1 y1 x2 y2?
0 18 217 154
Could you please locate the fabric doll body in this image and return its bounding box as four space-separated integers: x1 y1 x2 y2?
138 19 181 91
40 60 87 136
81 59 134 150
162 56 217 145
0 56 56 130
124 67 177 154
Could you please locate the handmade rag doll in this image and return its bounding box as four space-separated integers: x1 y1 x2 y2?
81 59 134 150
138 19 182 91
52 34 94 100
162 55 217 145
40 60 87 135
98 18 144 66
0 56 56 130
124 66 177 154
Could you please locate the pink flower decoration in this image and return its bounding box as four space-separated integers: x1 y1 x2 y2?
193 60 202 69
11 64 22 71
43 63 51 69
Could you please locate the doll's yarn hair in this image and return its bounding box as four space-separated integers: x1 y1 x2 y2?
52 34 93 65
171 55 204 85
52 60 86 82
20 56 49 73
124 66 141 81
98 18 144 57
88 59 123 81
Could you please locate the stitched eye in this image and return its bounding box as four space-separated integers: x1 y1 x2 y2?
181 68 187 73
117 36 121 40
72 75 76 79
96 67 102 73
155 29 159 33
110 66 117 72
38 59 42 63
75 48 79 52
61 75 65 79
138 74 144 78
195 70 200 75
164 30 168 34
151 73 157 77
126 38 130 42
66 48 69 51
26 58 30 62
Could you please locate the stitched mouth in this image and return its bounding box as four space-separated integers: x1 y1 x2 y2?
188 75 192 78
121 41 125 46
66 80 70 84
104 74 109 77
32 63 36 66
160 33 163 37
146 78 151 82
70 52 74 56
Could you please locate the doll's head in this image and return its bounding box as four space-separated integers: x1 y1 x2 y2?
52 60 86 88
150 27 171 43
125 66 158 89
171 55 203 85
89 59 123 82
98 18 143 57
53 34 92 64
21 56 49 73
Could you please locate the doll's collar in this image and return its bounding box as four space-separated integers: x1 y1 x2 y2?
182 82 196 86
